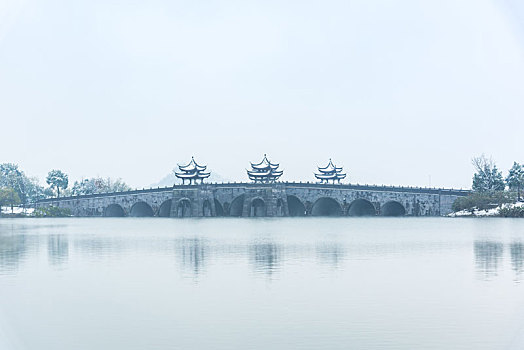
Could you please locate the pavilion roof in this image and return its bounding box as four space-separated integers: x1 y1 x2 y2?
315 159 346 181
250 154 280 170
178 156 207 172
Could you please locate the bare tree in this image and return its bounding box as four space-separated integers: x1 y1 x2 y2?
471 155 505 192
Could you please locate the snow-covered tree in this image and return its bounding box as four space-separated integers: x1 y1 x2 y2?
506 162 524 201
0 187 21 213
471 155 505 193
0 164 58 203
46 170 69 198
0 163 26 202
0 163 47 204
71 177 131 196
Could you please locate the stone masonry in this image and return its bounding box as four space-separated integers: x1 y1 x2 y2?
35 182 468 217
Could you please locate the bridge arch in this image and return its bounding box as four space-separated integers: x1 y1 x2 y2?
381 201 406 216
104 203 125 217
287 195 306 216
347 199 376 216
250 198 266 217
158 199 172 217
214 199 224 217
311 197 342 216
230 195 245 217
130 201 154 217
203 200 212 217
176 199 192 217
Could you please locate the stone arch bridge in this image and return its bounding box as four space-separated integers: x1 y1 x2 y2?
35 182 468 217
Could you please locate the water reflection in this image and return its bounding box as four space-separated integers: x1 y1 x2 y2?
47 235 69 267
474 241 504 279
250 243 280 276
510 242 524 281
74 237 128 259
0 234 31 274
316 243 345 268
177 238 206 277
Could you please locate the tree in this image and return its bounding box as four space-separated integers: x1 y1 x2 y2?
506 162 524 201
471 155 505 192
71 177 131 196
24 176 47 202
0 187 21 214
0 163 27 204
0 163 48 204
107 178 132 192
46 170 69 198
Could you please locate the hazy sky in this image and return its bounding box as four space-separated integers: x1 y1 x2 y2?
1 0 523 189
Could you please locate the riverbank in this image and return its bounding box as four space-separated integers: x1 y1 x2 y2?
448 202 524 217
0 206 34 217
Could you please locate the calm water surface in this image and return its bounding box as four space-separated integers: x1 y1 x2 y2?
1 218 524 349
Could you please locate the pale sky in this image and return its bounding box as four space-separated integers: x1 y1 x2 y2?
1 0 523 189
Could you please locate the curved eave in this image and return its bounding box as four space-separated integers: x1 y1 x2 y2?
179 164 207 172
250 164 271 171
247 169 272 176
251 155 279 169
248 175 282 180
248 171 283 177
317 165 334 171
314 174 335 179
179 158 207 172
318 159 342 173
178 158 195 171
317 168 335 174
250 160 266 167
315 173 346 180
318 168 342 174
175 172 211 179
318 159 334 170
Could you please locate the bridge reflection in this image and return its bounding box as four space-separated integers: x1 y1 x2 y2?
250 243 281 276
177 238 206 277
316 243 345 267
47 235 69 267
3 229 524 283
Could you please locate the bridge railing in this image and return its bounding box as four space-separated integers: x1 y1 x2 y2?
281 182 470 196
172 181 469 195
35 186 174 203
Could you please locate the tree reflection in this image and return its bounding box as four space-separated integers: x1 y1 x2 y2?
0 234 30 274
250 243 280 276
510 242 524 280
474 241 503 279
47 235 69 267
177 238 206 277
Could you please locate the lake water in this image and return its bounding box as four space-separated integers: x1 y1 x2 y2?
1 218 524 350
